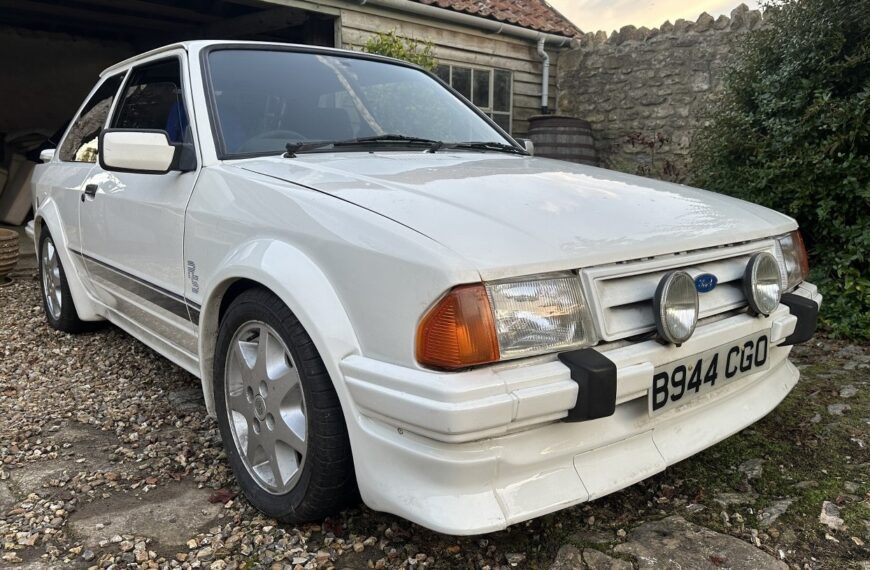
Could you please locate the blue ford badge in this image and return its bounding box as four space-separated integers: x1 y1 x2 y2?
694 273 718 293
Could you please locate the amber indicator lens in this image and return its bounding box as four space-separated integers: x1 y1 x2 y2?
777 230 810 291
416 284 500 370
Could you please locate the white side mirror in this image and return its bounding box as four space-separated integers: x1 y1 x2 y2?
99 130 186 174
39 148 55 163
519 138 535 156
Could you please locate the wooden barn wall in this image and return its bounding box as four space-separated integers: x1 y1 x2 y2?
336 6 560 138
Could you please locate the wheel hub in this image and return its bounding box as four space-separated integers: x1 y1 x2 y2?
253 395 267 420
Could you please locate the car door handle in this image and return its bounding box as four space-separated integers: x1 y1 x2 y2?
81 184 98 202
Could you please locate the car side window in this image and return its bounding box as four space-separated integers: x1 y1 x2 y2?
58 74 124 163
111 58 191 145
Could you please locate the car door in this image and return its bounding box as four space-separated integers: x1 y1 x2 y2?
78 53 200 357
41 73 125 257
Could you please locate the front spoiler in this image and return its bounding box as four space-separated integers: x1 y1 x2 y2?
346 283 822 534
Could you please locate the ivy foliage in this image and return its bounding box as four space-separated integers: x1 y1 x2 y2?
362 31 437 71
692 0 870 338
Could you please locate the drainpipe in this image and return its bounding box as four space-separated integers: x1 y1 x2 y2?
537 37 550 114
360 0 573 116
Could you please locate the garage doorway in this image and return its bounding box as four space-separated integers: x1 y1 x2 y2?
0 0 337 135
0 0 338 224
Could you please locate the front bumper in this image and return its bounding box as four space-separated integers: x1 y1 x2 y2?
343 282 821 534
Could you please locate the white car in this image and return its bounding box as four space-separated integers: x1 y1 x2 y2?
29 40 820 535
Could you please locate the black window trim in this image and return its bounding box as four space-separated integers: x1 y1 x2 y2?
57 72 127 164
108 53 199 170
199 43 524 161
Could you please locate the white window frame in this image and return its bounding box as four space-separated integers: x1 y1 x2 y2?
436 64 513 134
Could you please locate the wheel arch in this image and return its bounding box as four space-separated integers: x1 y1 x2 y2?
33 203 102 321
196 240 362 418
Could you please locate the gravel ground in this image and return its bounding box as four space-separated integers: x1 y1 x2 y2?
1 259 868 569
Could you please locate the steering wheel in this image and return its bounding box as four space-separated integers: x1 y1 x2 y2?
237 130 308 153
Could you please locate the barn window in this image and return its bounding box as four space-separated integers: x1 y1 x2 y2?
435 64 512 134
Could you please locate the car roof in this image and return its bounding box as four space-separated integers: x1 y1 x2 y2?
100 40 406 77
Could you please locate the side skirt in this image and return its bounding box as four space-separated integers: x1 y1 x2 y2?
102 305 201 378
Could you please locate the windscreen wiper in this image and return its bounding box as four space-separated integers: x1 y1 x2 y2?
444 141 528 155
335 134 445 153
285 134 444 157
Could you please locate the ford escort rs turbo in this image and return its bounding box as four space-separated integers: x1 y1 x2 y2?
28 41 820 534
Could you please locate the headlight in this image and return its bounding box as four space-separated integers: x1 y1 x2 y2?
653 271 698 345
776 230 809 291
744 252 782 316
486 274 597 360
416 274 597 369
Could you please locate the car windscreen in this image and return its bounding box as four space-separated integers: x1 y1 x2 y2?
205 49 514 157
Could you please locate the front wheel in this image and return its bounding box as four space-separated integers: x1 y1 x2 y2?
213 288 356 522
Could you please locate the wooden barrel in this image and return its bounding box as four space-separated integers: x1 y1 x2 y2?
0 228 19 279
528 115 598 166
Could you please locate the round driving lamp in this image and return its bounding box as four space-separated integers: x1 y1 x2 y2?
744 252 782 316
653 271 699 345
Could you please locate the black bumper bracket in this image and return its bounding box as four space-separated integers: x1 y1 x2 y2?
558 348 617 422
780 292 819 345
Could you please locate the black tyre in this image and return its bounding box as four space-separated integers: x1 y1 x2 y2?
214 287 356 521
39 230 90 333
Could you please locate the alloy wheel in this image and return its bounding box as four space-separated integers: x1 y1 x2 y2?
224 321 307 494
41 238 62 320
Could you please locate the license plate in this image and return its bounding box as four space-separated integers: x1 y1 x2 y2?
649 332 770 415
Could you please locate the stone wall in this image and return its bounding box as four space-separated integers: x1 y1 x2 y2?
556 4 765 181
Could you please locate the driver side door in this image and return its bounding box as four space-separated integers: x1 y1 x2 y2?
78 53 201 362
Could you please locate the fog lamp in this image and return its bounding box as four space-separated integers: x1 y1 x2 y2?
744 251 782 316
653 271 699 345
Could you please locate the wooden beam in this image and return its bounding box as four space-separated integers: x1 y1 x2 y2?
218 0 340 16
201 6 308 38
70 0 222 24
0 0 192 31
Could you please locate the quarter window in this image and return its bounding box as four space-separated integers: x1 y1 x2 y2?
111 58 191 144
436 64 512 133
58 74 124 163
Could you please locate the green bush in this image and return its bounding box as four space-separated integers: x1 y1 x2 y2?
362 31 437 71
692 0 870 339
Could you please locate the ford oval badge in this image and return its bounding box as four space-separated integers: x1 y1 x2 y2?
694 273 718 293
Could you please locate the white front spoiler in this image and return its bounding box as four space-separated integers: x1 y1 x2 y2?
345 283 821 535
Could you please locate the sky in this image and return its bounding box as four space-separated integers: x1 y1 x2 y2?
548 0 762 34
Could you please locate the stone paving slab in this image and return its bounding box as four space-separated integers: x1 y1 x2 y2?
67 481 226 551
614 516 788 569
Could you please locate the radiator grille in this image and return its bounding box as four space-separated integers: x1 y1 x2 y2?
581 241 779 341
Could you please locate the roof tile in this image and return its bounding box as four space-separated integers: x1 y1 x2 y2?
413 0 580 37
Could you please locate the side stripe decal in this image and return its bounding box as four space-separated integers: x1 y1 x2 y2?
70 249 200 323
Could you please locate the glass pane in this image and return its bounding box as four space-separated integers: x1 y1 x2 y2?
206 51 512 156
493 70 512 113
451 66 471 100
113 58 189 144
58 74 123 163
435 65 450 84
492 112 511 133
472 69 491 108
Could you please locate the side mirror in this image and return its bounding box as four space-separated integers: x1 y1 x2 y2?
39 148 55 163
518 138 535 156
99 129 195 174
